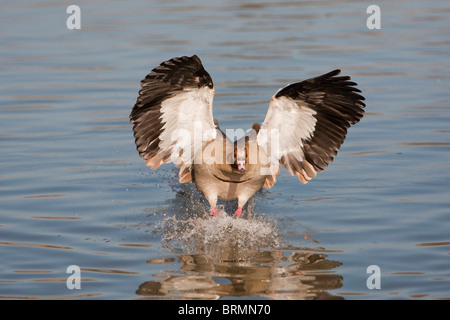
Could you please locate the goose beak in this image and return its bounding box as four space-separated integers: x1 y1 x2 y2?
236 148 246 173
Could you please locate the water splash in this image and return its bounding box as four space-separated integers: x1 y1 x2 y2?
158 206 280 259
149 175 281 259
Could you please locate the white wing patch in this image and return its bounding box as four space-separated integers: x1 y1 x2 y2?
258 95 317 168
159 87 216 167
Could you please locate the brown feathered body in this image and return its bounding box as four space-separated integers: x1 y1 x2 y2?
130 55 365 217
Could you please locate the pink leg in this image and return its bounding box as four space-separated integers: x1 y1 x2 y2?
212 207 219 217
234 207 242 218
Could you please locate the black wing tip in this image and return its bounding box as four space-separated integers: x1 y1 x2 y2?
159 54 201 67
149 54 213 90
130 54 213 124
325 69 341 77
276 69 365 101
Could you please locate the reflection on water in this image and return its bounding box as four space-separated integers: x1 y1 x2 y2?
136 185 343 300
137 249 343 300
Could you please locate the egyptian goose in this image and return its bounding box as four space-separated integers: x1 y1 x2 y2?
130 55 365 217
